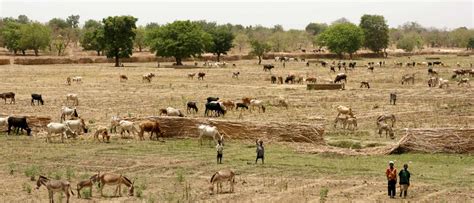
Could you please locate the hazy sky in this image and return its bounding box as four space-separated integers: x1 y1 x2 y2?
0 0 472 30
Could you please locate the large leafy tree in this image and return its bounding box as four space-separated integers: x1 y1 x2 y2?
19 22 51 56
233 32 249 53
134 26 146 52
359 14 389 54
80 20 105 56
305 22 328 35
318 22 363 58
249 40 271 65
66 15 80 28
467 37 474 50
396 32 423 52
206 25 234 62
1 21 23 54
102 16 137 67
147 20 211 65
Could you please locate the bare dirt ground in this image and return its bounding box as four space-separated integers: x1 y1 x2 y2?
0 54 473 202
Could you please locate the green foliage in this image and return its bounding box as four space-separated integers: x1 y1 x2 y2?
65 167 75 181
233 32 249 53
319 187 329 202
19 22 51 56
448 27 474 48
24 165 41 181
305 22 328 35
396 32 423 52
81 188 92 199
318 22 363 58
102 15 138 67
176 169 185 183
8 163 16 175
134 26 146 52
80 20 105 56
66 15 80 28
249 39 271 64
468 37 474 50
359 14 389 53
147 20 211 65
22 182 32 194
206 25 235 61
1 21 23 54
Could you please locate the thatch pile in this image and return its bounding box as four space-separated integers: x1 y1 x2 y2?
14 58 75 65
387 128 474 154
0 58 10 65
126 116 325 144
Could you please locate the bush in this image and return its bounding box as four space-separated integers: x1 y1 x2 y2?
65 167 75 180
328 140 362 149
320 187 329 202
81 188 92 199
24 165 41 181
22 183 32 194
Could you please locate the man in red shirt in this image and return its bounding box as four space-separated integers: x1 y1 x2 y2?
386 161 397 198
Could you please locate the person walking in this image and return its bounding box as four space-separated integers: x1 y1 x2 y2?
216 140 223 164
399 163 411 198
386 161 397 198
255 139 264 164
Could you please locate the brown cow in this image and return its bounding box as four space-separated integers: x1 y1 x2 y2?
120 75 128 82
138 120 164 141
222 100 235 110
242 97 252 105
0 92 15 104
198 72 206 80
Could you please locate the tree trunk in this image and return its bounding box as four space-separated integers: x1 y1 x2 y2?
139 46 142 52
13 50 17 55
239 46 242 53
22 50 26 56
115 53 120 67
349 53 353 60
176 57 183 66
216 53 221 62
258 56 262 65
34 49 39 56
97 50 101 56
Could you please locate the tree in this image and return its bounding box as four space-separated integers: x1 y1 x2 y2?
19 23 51 56
305 22 328 35
102 16 137 67
332 17 350 25
1 21 23 54
66 15 80 28
80 20 105 56
147 20 211 65
249 40 271 65
48 18 72 55
233 32 249 53
206 25 235 61
396 32 423 52
467 37 474 50
318 23 363 58
359 14 389 54
269 31 288 52
448 27 473 48
134 26 146 52
17 15 29 24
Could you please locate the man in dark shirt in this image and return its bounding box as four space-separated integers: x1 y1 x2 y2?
399 163 411 198
255 139 264 164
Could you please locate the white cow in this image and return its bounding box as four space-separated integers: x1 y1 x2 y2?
198 124 223 146
64 119 88 135
72 76 82 83
118 120 138 138
60 106 78 121
66 94 79 106
250 99 266 113
46 122 76 143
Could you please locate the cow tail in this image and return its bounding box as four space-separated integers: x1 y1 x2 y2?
210 172 218 183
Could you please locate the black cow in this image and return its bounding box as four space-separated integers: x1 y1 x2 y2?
285 75 295 84
334 73 347 83
31 94 44 105
206 97 219 103
7 116 32 136
205 102 226 117
271 76 277 84
263 64 274 72
236 103 249 110
186 101 198 114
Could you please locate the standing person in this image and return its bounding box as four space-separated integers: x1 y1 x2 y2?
386 161 397 198
255 139 264 164
399 164 411 198
216 140 223 164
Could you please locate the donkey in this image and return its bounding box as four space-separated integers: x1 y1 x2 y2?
209 169 235 195
377 114 396 127
378 122 395 139
98 173 134 197
77 173 100 198
36 175 75 203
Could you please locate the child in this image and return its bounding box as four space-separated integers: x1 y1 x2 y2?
216 140 224 164
399 164 411 198
255 139 264 164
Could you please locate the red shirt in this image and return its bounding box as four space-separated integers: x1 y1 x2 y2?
386 167 397 181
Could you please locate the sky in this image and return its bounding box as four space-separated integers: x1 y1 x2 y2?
0 0 472 30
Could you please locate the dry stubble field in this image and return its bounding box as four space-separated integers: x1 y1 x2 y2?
0 55 473 202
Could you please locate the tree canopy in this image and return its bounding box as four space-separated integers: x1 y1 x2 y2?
318 22 363 58
206 25 235 61
19 22 51 56
396 32 423 52
249 39 271 64
305 23 328 35
80 20 105 56
102 16 137 67
147 20 211 65
359 14 389 53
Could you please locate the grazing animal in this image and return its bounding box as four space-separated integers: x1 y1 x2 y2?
119 75 128 82
389 93 397 105
205 102 226 117
235 103 249 110
271 75 277 84
138 120 164 140
277 76 284 84
378 122 395 139
187 101 198 114
160 107 185 117
296 76 304 84
142 73 155 82
263 64 274 72
336 105 354 117
0 92 15 104
198 124 223 146
64 118 88 135
458 78 470 86
360 81 370 89
333 116 348 129
334 73 347 83
232 72 240 79
198 72 206 80
438 78 449 88
305 77 317 83
222 100 236 110
428 68 438 76
66 77 71 85
66 93 79 106
277 97 288 109
330 65 336 73
77 173 100 198
31 93 44 105
377 114 396 127
46 122 77 143
118 120 138 138
60 106 78 121
7 116 31 136
188 73 196 79
285 75 295 84
94 126 110 142
209 169 235 195
367 66 374 72
110 116 122 134
241 97 252 105
401 74 415 85
207 97 220 103
98 173 134 197
428 77 439 87
250 99 266 113
72 76 82 83
0 116 8 127
36 175 75 203
344 116 357 130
